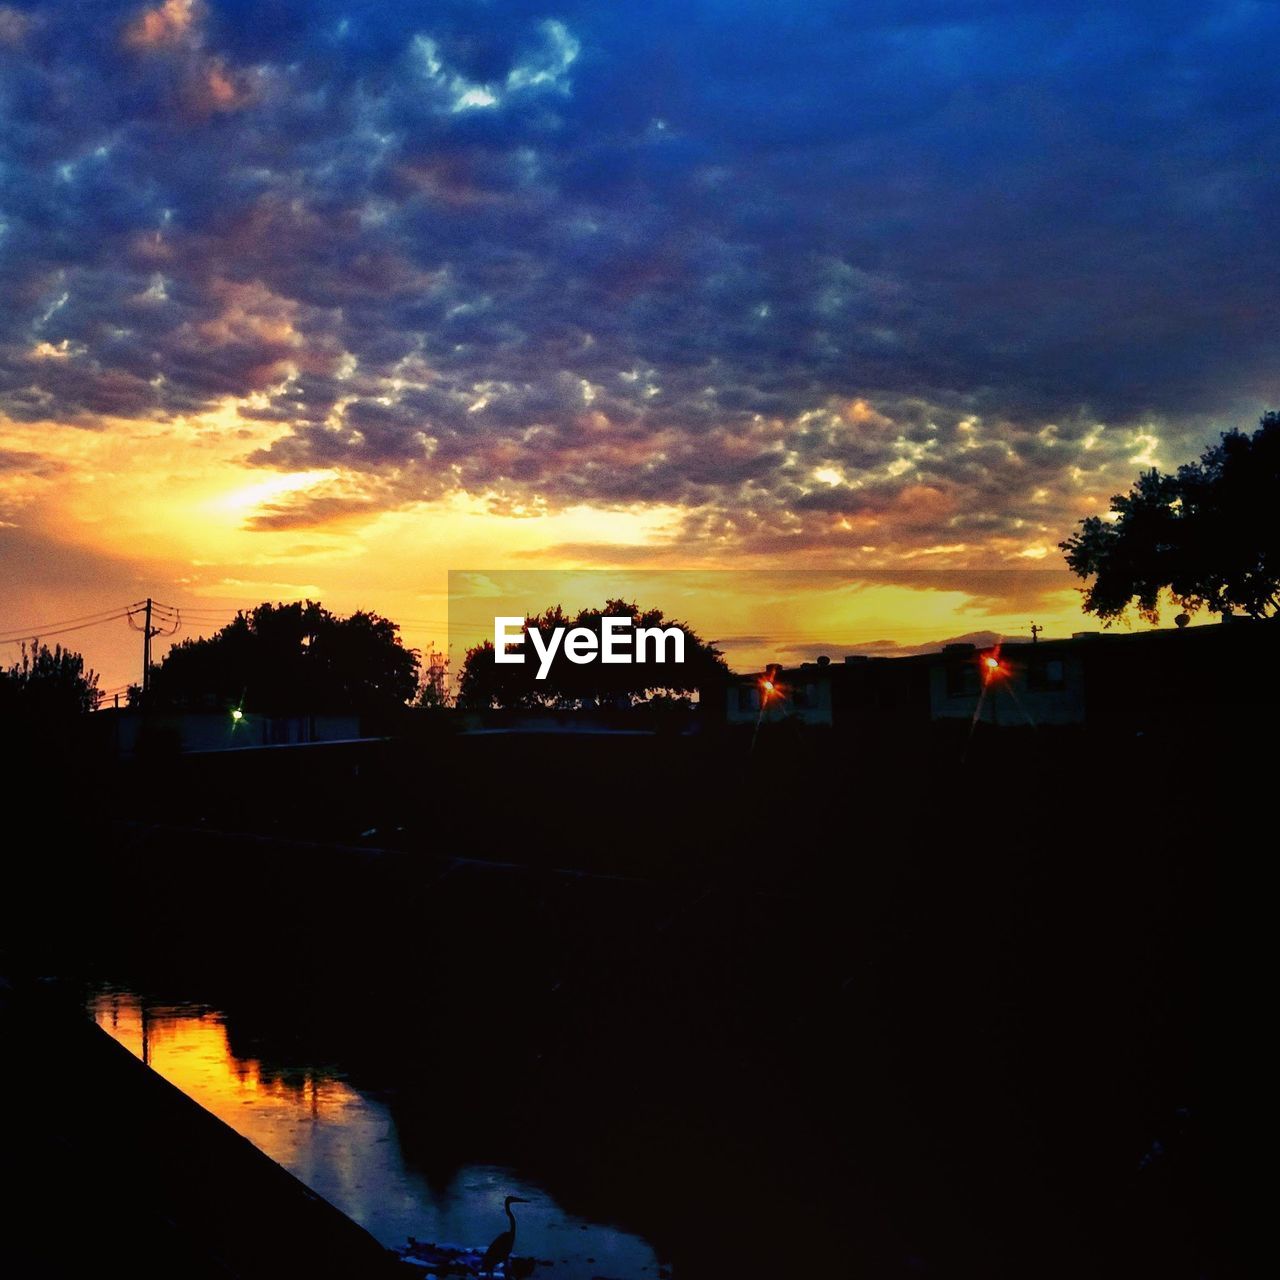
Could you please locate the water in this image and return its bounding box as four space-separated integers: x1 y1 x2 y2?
88 985 662 1279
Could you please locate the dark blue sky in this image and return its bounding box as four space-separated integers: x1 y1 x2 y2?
2 0 1277 560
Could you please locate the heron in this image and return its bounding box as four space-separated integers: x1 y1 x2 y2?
481 1195 531 1277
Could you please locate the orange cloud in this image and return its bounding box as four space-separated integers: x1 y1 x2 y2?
198 279 303 349
842 398 894 430
123 0 199 51
200 58 248 112
892 484 955 523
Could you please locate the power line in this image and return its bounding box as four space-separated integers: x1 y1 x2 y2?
94 685 134 705
0 610 132 645
0 602 145 637
155 611 239 623
151 601 249 619
13 602 146 626
154 602 451 625
159 606 238 615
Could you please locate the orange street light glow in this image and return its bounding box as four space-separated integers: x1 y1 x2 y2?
980 649 1007 683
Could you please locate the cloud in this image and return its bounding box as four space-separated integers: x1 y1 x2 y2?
2 1 1278 565
777 632 1012 663
243 491 381 531
0 523 147 592
123 0 200 51
0 448 66 476
0 5 32 45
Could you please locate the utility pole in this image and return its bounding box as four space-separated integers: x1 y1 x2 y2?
128 597 179 703
142 597 154 694
1030 621 1043 644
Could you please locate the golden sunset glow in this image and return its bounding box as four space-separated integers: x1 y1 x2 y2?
444 568 1106 683
2 0 1252 695
92 991 362 1131
3 9 1265 1276
0 396 1165 693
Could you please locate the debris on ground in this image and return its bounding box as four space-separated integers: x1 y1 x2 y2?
397 1239 543 1276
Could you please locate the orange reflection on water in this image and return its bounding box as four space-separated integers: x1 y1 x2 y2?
90 990 365 1174
87 987 663 1273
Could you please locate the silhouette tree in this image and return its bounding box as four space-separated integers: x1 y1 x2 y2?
145 600 419 714
1061 411 1280 623
0 642 100 717
457 599 727 709
0 644 102 820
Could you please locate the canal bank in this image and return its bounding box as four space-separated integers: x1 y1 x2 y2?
0 976 404 1278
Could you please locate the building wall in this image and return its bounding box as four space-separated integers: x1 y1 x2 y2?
724 622 1277 735
928 647 1087 726
725 674 834 726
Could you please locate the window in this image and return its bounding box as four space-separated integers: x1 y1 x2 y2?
945 662 980 697
737 684 760 713
1028 657 1066 691
791 683 819 709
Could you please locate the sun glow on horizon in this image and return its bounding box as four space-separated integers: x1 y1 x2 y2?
2 406 1157 695
205 469 340 517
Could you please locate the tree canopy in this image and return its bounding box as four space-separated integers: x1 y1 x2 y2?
0 642 100 718
1060 411 1280 623
144 600 420 714
457 599 727 709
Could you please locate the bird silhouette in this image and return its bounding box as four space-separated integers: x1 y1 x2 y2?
481 1195 530 1277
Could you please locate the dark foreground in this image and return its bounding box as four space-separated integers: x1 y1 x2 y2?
0 718 1264 1277
0 977 401 1278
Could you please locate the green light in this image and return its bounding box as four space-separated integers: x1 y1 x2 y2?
231 708 244 722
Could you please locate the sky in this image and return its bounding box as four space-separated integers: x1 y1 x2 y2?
2 0 1277 692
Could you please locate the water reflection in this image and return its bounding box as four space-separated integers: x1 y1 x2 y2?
89 986 661 1279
